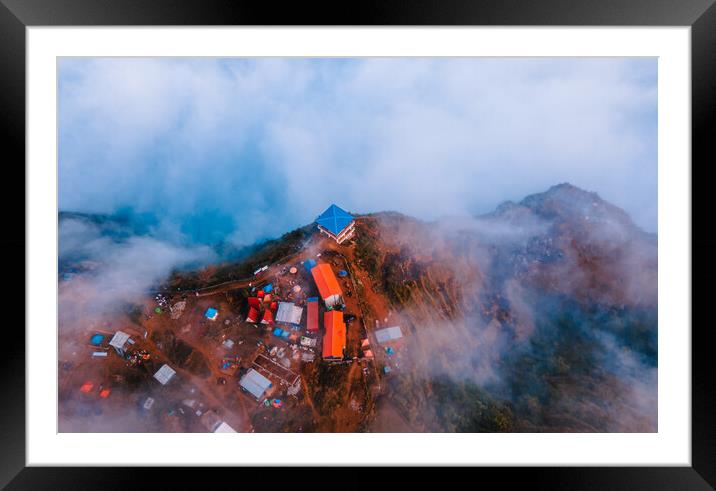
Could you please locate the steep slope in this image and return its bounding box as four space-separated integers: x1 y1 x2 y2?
353 184 657 432
58 183 657 433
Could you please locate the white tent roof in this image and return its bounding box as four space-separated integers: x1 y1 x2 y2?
214 421 237 433
239 369 272 399
109 330 130 349
375 326 403 344
153 364 177 385
275 302 303 325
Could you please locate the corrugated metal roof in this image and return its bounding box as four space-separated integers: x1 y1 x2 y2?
275 302 303 325
153 364 176 385
109 330 130 349
214 421 237 433
323 310 346 359
316 204 354 235
375 326 403 344
240 369 272 399
311 263 342 304
306 299 319 333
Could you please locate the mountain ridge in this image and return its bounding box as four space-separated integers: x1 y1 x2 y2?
58 183 657 433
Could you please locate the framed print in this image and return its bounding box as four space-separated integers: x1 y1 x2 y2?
1 0 713 488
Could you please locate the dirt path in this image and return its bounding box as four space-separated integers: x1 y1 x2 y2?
300 373 321 424
342 361 360 401
156 248 312 297
369 400 414 432
139 334 250 432
324 247 384 394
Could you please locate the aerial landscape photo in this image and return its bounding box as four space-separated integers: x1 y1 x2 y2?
58 57 657 433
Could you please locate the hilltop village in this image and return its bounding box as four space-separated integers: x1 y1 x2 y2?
59 184 659 433
59 204 407 433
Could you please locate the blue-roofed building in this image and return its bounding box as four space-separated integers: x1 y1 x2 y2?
204 307 219 321
316 204 356 244
239 369 273 400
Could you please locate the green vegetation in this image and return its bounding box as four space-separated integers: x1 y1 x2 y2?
498 293 657 431
151 330 211 378
170 224 314 289
433 379 515 432
251 404 315 433
354 220 383 279
307 363 348 414
387 374 515 432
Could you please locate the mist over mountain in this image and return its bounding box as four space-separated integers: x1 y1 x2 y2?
59 57 657 247
59 183 657 432
352 183 657 432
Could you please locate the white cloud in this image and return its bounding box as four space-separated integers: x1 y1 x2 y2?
59 57 657 244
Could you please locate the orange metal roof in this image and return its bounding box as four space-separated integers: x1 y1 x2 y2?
311 263 342 301
322 310 346 359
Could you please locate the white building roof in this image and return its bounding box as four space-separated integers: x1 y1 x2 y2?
109 330 131 349
375 326 403 344
153 364 177 385
143 397 155 410
239 369 272 399
214 421 237 433
300 336 317 347
275 302 303 325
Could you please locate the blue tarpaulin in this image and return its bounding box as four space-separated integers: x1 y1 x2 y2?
337 270 348 277
90 334 104 346
205 307 218 319
304 259 317 272
273 328 283 337
264 283 273 293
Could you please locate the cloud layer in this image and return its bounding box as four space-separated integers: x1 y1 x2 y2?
59 57 657 245
59 217 216 326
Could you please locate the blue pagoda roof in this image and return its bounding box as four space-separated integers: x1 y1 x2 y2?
316 204 354 235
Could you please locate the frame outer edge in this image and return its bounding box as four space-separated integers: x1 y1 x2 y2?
692 1 716 488
2 0 714 488
0 0 28 489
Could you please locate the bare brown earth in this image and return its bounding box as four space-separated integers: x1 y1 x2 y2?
59 225 397 433
59 188 658 433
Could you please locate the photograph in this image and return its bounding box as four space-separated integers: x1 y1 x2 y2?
57 57 658 434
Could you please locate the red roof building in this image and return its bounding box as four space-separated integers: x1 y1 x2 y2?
246 307 259 323
311 263 343 308
306 298 319 333
322 310 346 360
261 309 274 325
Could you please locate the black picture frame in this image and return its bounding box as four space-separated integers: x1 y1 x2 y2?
1 0 712 488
